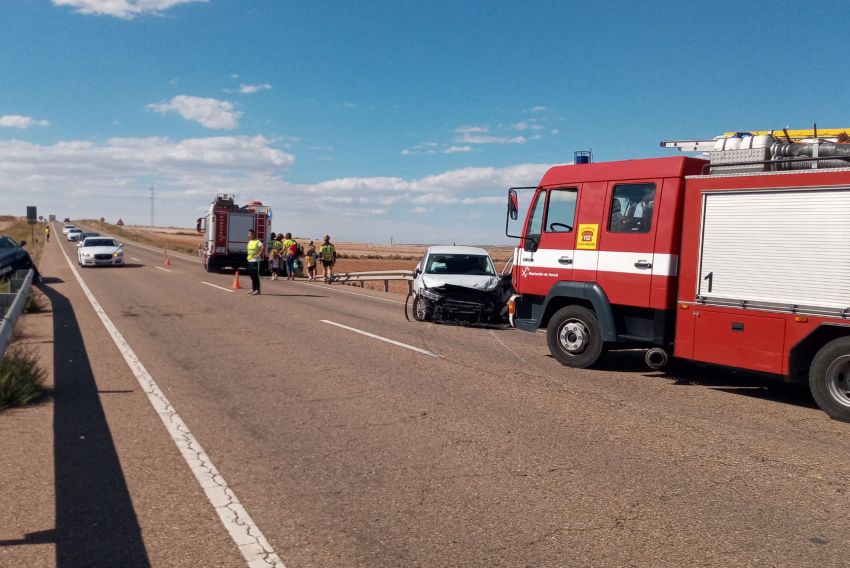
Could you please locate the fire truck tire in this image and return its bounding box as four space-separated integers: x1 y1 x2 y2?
205 259 218 273
547 305 607 369
809 337 850 423
412 295 433 322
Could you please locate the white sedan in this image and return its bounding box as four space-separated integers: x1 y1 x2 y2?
66 228 83 241
411 245 510 324
77 237 125 267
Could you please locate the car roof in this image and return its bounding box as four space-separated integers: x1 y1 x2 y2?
426 245 490 256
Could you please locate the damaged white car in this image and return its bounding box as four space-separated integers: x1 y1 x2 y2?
408 246 512 325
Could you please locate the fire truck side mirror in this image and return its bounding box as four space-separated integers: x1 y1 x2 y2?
508 190 519 221
523 236 539 253
196 217 204 233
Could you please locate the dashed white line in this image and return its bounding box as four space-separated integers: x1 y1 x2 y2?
202 281 236 293
321 319 441 357
155 266 172 273
130 256 142 262
56 236 285 568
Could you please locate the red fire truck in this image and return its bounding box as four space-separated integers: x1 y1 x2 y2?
506 129 850 422
196 194 271 272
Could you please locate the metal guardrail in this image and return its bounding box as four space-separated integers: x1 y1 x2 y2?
331 269 415 293
0 269 35 359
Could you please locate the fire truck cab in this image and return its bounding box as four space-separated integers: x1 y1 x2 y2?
508 136 850 422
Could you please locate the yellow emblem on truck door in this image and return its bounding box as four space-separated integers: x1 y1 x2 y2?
576 224 598 250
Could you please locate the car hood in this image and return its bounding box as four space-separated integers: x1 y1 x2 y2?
80 246 121 254
419 273 500 291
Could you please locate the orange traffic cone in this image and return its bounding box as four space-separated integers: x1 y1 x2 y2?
232 269 242 289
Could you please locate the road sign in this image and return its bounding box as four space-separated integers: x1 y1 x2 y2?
26 206 37 225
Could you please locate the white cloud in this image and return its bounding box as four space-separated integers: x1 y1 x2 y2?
52 0 208 19
513 121 529 131
0 115 50 129
343 101 358 109
454 126 527 145
239 83 272 94
530 106 550 112
147 95 242 130
442 145 473 154
0 135 551 242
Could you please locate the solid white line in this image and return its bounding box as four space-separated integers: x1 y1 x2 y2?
130 257 142 262
293 280 405 304
155 266 172 273
202 281 236 293
321 319 440 357
56 238 285 568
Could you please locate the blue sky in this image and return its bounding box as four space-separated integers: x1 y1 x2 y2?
1 1 848 244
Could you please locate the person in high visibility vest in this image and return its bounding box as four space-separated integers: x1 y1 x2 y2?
246 229 264 295
319 234 337 283
44 225 50 242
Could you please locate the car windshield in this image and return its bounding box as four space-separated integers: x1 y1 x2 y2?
0 237 20 250
83 238 118 247
425 253 495 276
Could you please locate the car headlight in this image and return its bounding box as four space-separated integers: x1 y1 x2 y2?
419 288 442 301
113 251 123 257
81 252 91 258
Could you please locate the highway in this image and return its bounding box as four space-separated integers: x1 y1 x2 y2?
16 227 850 566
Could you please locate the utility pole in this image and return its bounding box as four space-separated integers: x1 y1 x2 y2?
149 184 155 227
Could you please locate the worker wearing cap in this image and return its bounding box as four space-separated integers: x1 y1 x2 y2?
246 229 264 295
319 234 337 283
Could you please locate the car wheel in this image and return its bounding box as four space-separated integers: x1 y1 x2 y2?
546 305 607 368
809 337 850 423
412 294 433 322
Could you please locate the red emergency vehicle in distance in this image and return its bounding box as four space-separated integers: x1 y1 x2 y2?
506 129 850 422
196 194 271 272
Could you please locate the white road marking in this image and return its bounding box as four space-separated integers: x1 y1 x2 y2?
131 256 142 262
202 281 236 293
155 266 172 273
56 239 285 568
321 319 441 357
294 280 405 304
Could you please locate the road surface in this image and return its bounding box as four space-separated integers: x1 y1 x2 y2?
6 226 850 567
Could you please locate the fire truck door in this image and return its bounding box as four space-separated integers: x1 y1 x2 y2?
596 181 660 307
516 187 579 296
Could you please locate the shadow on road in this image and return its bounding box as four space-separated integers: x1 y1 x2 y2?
598 349 818 411
40 283 152 568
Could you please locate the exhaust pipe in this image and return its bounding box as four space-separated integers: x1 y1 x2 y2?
645 348 670 371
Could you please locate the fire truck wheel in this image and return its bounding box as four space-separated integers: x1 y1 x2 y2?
809 337 850 423
547 305 607 369
412 295 432 322
205 259 217 273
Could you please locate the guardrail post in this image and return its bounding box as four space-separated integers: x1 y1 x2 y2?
383 280 389 293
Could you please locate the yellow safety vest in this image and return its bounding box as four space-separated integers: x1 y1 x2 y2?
246 239 262 261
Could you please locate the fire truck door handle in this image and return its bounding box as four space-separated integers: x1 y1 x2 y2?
634 260 652 269
558 257 573 265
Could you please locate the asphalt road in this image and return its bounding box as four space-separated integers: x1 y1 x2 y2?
34 229 850 566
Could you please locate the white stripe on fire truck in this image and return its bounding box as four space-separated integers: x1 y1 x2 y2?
515 249 678 277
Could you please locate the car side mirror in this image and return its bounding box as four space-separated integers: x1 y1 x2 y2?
76 243 82 247
413 267 421 277
20 240 26 247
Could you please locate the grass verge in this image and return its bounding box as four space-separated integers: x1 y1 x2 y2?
0 346 46 410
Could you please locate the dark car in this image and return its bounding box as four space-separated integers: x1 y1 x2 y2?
0 236 38 279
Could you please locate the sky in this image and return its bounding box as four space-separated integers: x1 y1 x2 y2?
1 1 849 244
